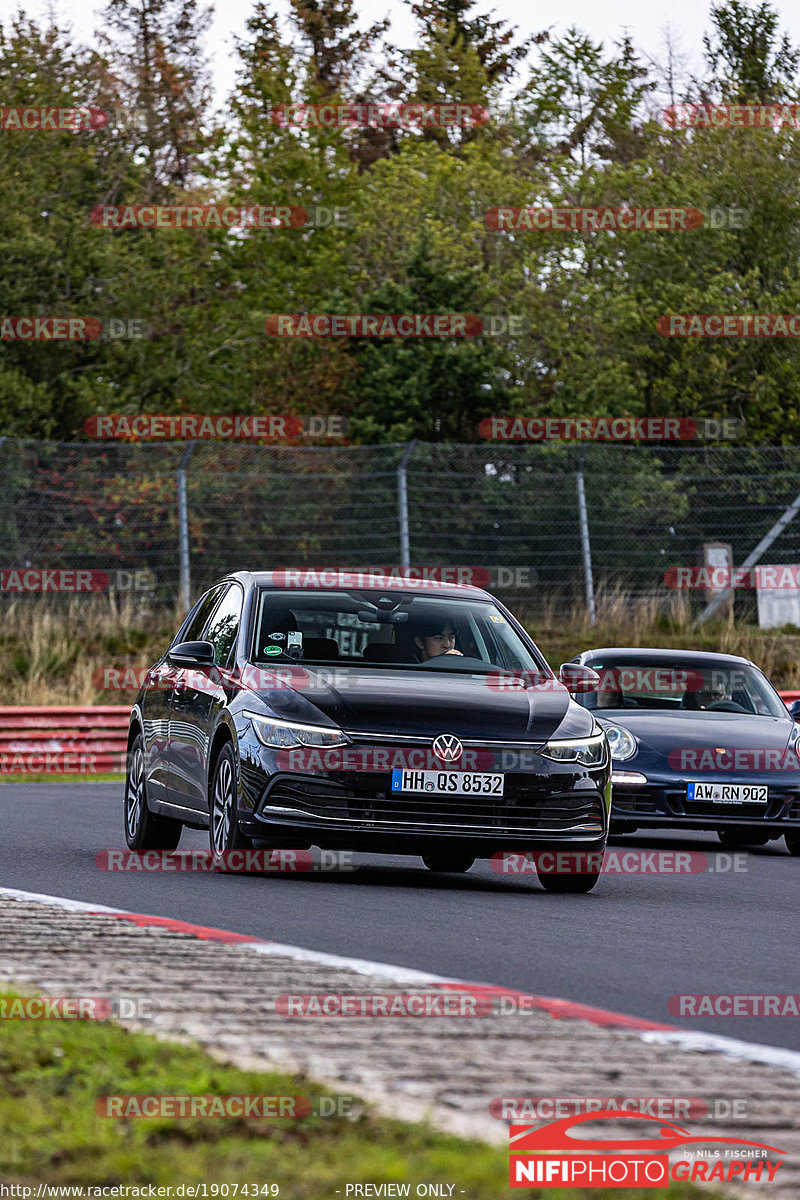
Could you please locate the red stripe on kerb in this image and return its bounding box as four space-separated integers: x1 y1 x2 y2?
82 912 675 1029
87 911 263 944
433 982 676 1031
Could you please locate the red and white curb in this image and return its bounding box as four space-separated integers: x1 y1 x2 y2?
3 884 800 1077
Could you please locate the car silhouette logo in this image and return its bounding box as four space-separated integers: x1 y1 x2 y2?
509 1111 785 1155
433 733 463 762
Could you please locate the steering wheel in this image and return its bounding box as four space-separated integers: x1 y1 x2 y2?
419 654 492 670
706 700 748 713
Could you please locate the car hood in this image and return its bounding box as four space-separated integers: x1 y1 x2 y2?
250 664 587 742
595 709 793 757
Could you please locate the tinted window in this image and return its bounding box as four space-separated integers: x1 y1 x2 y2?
253 588 544 673
204 584 243 666
580 658 786 717
177 585 226 644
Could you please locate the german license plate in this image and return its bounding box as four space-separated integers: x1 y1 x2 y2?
686 781 768 804
391 768 504 796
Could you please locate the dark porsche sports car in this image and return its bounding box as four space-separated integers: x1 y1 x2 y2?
569 647 800 854
124 572 611 891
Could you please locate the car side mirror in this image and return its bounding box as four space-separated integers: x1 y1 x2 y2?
558 662 600 693
168 640 215 667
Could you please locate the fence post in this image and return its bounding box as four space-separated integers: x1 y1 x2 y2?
576 447 596 625
177 442 196 613
397 441 415 570
694 485 800 625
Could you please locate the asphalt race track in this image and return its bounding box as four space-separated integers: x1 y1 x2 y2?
2 781 798 1052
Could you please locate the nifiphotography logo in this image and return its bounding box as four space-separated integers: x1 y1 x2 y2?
508 1110 784 1187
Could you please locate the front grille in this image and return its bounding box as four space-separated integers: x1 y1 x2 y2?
261 776 603 834
789 798 800 820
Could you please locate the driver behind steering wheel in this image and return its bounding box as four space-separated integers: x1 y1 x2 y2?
696 676 730 709
412 618 464 663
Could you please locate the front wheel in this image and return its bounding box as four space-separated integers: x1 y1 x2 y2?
785 831 800 856
422 853 475 873
209 742 253 861
124 734 183 850
717 829 770 850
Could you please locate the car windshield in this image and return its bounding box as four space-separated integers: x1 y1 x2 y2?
252 589 544 674
579 658 786 718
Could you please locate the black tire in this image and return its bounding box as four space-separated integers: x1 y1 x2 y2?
717 829 770 850
209 742 253 860
785 831 800 856
124 733 183 850
537 870 601 894
422 853 475 873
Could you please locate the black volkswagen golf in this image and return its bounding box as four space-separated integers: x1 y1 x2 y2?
125 572 610 891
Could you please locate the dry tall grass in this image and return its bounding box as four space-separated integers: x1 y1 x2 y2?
1 590 799 705
0 596 179 705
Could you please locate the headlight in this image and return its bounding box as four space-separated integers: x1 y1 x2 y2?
603 723 637 761
541 729 607 765
244 711 350 750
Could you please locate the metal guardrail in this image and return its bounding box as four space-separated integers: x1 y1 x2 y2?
0 706 129 773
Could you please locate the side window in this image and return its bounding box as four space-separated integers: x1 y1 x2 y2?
203 584 243 666
175 585 226 645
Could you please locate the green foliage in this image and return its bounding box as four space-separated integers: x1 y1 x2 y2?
0 0 799 444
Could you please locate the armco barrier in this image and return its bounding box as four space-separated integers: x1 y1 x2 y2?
0 706 129 774
0 694 798 775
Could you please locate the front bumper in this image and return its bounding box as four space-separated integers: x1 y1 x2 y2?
237 732 611 854
611 775 800 833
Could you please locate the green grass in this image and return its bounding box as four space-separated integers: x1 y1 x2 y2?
0 991 722 1198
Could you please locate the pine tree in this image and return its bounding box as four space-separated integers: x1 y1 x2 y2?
98 0 212 199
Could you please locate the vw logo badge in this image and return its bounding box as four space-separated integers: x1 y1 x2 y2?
433 733 463 763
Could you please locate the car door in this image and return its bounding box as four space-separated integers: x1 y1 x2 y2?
167 582 244 814
140 586 225 806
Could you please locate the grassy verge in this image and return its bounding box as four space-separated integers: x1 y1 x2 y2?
0 990 717 1198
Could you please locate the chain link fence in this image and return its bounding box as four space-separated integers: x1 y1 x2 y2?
1 437 799 621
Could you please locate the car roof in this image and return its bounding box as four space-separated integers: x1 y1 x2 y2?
581 646 753 666
222 570 494 601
